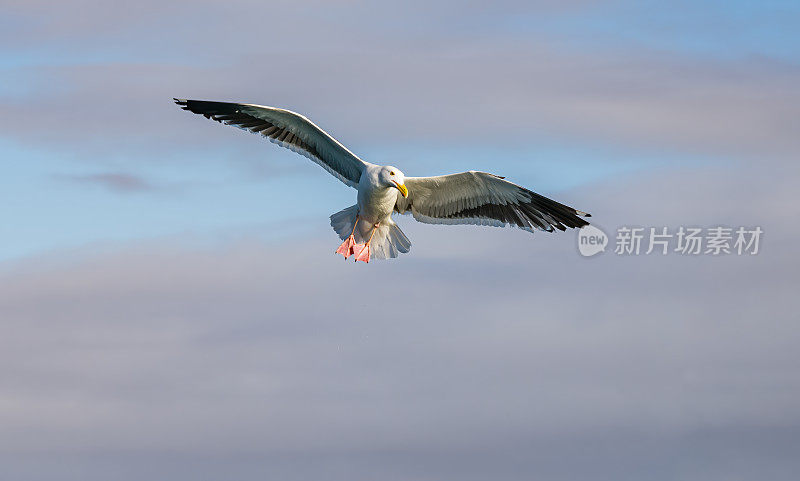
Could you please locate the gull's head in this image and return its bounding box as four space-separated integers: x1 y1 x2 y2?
379 165 408 198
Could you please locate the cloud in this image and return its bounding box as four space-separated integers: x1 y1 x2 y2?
0 166 797 480
1 2 799 164
55 172 155 193
1 2 799 479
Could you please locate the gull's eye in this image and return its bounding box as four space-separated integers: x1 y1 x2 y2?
390 171 395 176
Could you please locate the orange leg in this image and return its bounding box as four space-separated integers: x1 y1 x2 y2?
335 215 362 259
354 223 379 263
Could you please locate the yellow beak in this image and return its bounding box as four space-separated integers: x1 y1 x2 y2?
393 181 408 198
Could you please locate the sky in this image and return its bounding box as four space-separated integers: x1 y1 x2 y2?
1 1 799 480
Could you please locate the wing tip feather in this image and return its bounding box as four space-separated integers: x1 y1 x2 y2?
174 98 191 111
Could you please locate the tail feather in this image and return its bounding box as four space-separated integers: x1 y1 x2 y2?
330 205 411 260
330 205 359 242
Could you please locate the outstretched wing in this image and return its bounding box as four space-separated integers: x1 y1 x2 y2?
175 99 368 188
395 171 591 232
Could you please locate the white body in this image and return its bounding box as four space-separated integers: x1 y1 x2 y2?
330 164 411 260
357 164 401 225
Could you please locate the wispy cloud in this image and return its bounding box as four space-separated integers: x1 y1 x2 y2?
1 2 798 163
55 172 155 193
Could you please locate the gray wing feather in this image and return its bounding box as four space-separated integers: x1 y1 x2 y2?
395 171 590 232
175 99 368 188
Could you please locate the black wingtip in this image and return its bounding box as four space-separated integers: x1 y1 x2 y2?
174 98 188 106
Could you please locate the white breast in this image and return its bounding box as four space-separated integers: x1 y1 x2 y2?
357 167 399 224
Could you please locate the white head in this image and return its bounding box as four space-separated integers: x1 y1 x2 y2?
378 165 408 198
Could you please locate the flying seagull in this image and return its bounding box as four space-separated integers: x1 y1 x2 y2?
175 99 591 262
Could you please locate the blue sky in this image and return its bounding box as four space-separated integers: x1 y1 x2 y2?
1 2 799 480
508 0 800 61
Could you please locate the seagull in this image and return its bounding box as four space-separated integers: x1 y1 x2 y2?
175 99 591 262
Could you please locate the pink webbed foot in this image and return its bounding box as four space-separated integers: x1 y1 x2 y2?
335 235 358 259
354 243 371 263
